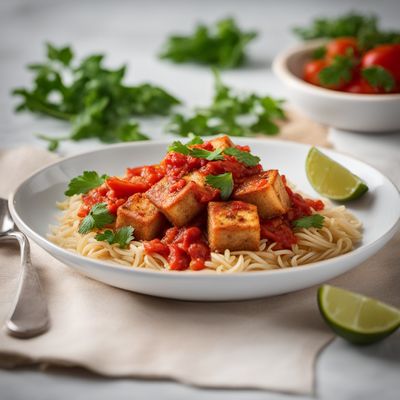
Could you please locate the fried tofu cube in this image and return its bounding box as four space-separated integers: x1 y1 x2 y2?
208 201 260 252
115 193 166 240
209 135 234 151
146 177 206 227
233 170 291 219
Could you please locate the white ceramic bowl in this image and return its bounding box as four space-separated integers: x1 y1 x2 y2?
273 40 400 132
9 140 400 301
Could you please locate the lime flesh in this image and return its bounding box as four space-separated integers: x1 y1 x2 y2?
318 285 400 345
306 147 368 201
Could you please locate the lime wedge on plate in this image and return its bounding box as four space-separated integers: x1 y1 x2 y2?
318 285 400 345
306 147 368 201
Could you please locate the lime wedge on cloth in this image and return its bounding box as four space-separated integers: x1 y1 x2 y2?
318 285 400 345
306 147 368 201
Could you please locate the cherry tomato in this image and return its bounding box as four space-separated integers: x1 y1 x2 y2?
326 37 359 60
361 44 400 82
304 59 328 86
344 79 380 94
106 177 149 198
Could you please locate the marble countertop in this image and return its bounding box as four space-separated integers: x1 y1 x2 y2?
0 1 399 399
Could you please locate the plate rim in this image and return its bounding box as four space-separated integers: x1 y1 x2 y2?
8 138 400 280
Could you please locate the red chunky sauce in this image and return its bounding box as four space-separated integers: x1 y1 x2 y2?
144 227 210 270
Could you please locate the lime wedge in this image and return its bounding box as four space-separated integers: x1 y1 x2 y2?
318 285 400 345
306 147 368 201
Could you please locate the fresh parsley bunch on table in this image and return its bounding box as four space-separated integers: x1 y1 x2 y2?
293 12 400 51
12 43 181 150
166 69 286 138
159 17 257 68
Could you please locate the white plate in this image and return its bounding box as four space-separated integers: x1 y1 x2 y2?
9 139 400 301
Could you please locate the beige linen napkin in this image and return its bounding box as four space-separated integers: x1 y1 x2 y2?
0 143 398 395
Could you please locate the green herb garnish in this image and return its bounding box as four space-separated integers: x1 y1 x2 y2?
312 46 327 60
223 147 260 166
165 68 285 138
205 173 234 200
362 66 395 93
95 226 134 248
78 203 116 234
65 171 108 196
293 12 400 51
318 51 356 86
292 214 325 229
159 18 257 68
168 140 224 161
190 148 224 161
12 43 181 151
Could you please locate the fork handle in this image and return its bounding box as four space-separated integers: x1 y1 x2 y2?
5 231 50 338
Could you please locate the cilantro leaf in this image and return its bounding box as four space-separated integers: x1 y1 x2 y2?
190 148 224 161
95 226 134 248
205 173 234 200
293 12 400 51
78 215 95 234
13 43 181 150
362 66 395 92
167 140 191 155
94 230 115 244
186 134 204 146
318 52 356 86
292 214 325 229
78 202 116 234
165 69 285 138
159 18 257 68
312 46 327 60
223 147 260 166
167 140 224 160
65 171 108 196
293 12 379 40
113 226 135 248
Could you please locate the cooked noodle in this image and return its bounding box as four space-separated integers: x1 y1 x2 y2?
48 195 362 273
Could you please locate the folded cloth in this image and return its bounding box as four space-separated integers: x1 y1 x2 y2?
0 145 398 395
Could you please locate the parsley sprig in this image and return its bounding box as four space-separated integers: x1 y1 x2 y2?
95 226 134 249
168 137 260 166
205 173 234 200
165 69 285 138
159 18 257 68
318 51 357 86
168 140 224 161
12 43 181 151
292 214 325 229
223 147 260 167
65 171 108 196
79 203 116 234
362 66 395 93
293 12 400 51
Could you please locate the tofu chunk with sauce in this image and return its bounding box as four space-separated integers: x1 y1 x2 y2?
208 201 260 252
209 135 234 151
116 193 166 240
233 170 291 219
146 177 207 227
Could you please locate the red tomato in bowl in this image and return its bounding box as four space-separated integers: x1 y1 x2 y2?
304 59 328 86
326 37 359 59
361 44 400 82
344 79 379 94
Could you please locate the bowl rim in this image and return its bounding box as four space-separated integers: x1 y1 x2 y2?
272 39 400 101
8 139 400 280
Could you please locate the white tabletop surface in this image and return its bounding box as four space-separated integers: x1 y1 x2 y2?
0 0 399 399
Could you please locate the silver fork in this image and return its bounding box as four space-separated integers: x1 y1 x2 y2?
0 198 49 338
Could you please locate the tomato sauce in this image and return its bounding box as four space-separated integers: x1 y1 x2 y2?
144 226 210 271
260 180 325 250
